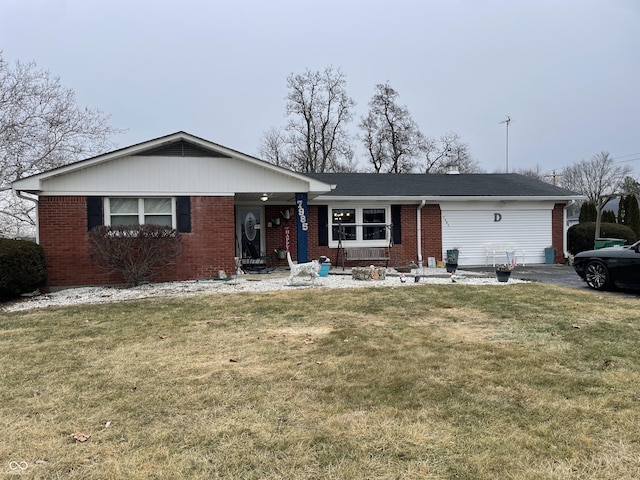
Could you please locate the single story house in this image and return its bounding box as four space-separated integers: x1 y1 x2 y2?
12 131 583 289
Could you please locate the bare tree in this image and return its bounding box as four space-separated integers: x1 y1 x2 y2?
561 152 632 239
260 67 355 173
422 131 482 173
620 175 640 196
514 165 546 181
360 82 422 173
359 83 479 174
0 52 122 237
258 127 287 167
516 166 571 187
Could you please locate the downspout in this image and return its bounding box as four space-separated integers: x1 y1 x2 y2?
16 191 39 244
416 200 426 268
563 200 576 261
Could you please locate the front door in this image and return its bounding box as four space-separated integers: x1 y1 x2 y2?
237 207 264 260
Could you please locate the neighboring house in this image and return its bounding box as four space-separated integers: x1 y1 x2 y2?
12 131 583 289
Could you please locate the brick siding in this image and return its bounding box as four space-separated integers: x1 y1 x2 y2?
551 203 565 263
39 196 237 289
39 197 570 288
174 196 236 280
39 196 106 287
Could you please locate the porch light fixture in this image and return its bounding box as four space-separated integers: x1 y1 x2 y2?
260 193 269 202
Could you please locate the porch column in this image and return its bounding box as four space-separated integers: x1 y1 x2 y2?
295 193 309 262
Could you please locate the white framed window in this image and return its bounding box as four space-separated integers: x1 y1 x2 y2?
105 198 176 228
329 205 389 247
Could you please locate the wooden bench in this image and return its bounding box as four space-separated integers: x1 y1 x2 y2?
344 247 390 267
485 243 525 267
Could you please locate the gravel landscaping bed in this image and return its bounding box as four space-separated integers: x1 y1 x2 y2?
1 268 525 312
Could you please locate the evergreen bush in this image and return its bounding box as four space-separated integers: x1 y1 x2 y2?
568 222 637 254
622 195 640 237
0 239 47 301
601 210 617 223
578 202 597 223
617 196 628 225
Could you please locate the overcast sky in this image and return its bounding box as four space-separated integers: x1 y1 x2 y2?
2 0 639 177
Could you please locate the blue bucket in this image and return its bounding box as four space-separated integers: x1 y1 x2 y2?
319 262 331 277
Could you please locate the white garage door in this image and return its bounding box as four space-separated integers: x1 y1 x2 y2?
441 208 552 265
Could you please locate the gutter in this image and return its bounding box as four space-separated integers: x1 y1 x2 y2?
416 200 426 268
312 195 585 203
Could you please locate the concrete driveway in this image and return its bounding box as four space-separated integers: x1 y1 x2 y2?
463 264 590 290
463 264 640 297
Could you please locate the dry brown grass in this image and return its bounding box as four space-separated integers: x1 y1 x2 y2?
1 283 639 479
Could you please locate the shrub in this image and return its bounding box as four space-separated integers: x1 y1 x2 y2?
88 224 182 286
620 194 640 237
0 238 47 301
579 201 597 222
601 209 617 224
568 222 637 254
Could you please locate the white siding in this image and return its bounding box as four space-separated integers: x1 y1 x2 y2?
40 155 311 195
440 201 555 265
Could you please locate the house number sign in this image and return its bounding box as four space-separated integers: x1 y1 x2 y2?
295 193 309 262
494 213 502 222
297 199 309 231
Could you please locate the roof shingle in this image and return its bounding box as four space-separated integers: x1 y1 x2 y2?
306 173 580 198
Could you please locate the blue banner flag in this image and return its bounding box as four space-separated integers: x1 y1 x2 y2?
295 193 309 263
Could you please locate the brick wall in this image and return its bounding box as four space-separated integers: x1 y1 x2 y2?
264 205 296 267
39 196 111 287
40 197 564 288
551 203 565 263
39 195 237 289
175 196 236 280
423 204 443 263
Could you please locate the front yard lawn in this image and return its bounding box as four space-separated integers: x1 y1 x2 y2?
1 284 639 479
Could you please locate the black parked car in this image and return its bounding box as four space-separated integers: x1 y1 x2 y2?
573 240 640 290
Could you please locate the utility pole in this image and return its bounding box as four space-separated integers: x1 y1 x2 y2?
499 116 511 173
544 170 562 186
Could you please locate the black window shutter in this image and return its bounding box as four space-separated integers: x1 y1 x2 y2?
87 196 103 231
318 205 328 246
391 204 402 245
176 196 191 233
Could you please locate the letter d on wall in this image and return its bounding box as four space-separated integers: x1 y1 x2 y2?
494 213 502 222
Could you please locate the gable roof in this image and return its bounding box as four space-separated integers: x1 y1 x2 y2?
12 131 333 199
12 130 583 204
307 173 583 201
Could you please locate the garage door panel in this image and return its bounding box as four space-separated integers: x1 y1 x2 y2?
441 209 551 265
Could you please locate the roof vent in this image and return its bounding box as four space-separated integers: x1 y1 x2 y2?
136 140 230 158
446 163 460 175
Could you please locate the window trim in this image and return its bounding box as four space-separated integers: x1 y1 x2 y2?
327 204 391 248
104 197 177 228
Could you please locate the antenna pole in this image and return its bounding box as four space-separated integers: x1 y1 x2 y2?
506 118 509 173
500 116 511 173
